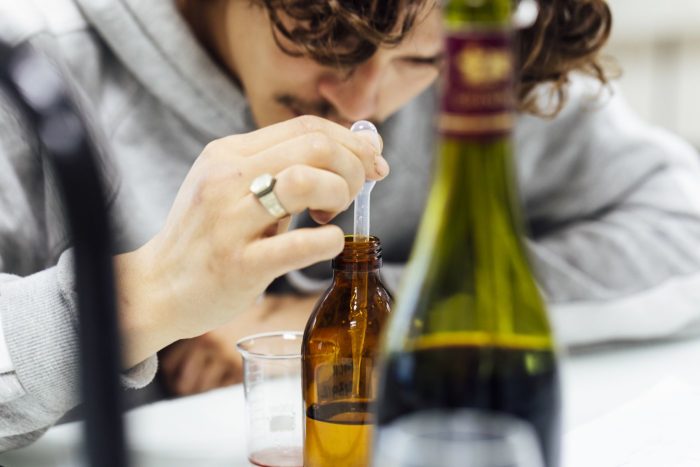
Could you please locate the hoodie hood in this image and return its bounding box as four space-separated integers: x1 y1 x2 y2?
75 0 253 138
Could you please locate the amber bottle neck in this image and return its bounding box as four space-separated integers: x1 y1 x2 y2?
332 235 383 273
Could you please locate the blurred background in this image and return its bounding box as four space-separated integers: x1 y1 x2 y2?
606 0 700 148
0 2 699 466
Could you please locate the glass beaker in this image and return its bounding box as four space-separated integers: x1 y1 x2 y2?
236 331 303 467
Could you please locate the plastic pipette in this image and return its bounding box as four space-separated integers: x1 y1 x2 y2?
350 120 380 240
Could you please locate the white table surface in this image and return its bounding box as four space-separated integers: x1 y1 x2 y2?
3 337 700 467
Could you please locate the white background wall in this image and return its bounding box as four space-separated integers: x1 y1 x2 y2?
606 0 700 147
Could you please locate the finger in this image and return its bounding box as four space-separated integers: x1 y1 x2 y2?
274 165 353 214
353 126 383 153
277 216 292 233
233 166 351 235
259 217 293 238
222 115 379 166
221 366 242 386
354 130 389 178
309 209 335 225
222 351 244 385
195 359 230 393
252 132 368 193
201 128 387 217
244 225 345 280
159 340 193 377
176 348 208 395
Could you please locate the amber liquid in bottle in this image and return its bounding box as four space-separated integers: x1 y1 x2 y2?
302 235 392 467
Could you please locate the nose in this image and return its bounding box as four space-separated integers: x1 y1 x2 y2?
318 59 382 122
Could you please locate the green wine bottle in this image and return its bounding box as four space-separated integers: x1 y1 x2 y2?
373 2 561 467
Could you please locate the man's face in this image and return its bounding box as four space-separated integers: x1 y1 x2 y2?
220 2 443 128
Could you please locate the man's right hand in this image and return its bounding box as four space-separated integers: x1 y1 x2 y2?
114 116 388 368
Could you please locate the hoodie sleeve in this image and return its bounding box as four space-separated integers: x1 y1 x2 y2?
519 86 700 345
0 89 156 450
376 83 700 346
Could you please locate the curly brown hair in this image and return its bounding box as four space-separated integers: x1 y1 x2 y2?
254 0 613 116
517 0 613 115
254 0 425 67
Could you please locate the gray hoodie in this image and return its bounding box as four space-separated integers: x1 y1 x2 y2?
1 0 700 451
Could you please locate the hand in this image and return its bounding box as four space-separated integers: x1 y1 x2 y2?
159 293 320 396
159 328 241 396
116 116 387 368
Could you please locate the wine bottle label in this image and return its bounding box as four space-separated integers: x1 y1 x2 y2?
439 30 514 140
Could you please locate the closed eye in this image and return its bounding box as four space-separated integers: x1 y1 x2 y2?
400 53 446 69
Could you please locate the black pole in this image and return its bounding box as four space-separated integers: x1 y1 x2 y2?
0 41 128 467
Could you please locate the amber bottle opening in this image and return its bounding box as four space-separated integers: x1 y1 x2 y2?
332 235 383 272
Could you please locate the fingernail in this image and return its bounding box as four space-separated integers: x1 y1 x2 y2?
374 155 390 178
351 121 382 154
363 131 382 153
314 212 333 224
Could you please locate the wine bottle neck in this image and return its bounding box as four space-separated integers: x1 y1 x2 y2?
432 14 524 250
438 138 523 231
444 0 512 27
394 21 550 344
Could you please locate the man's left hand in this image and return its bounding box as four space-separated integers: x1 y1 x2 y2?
159 292 320 396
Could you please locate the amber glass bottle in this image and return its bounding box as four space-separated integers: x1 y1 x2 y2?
302 235 392 467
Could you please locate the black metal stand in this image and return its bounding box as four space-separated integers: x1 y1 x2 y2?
0 41 128 467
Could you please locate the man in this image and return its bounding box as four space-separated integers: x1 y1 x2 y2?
1 0 699 450
160 0 700 394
